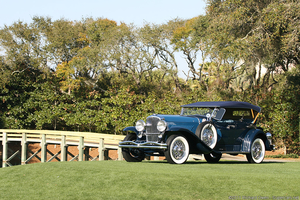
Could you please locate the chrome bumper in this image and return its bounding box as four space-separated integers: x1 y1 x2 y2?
119 141 168 149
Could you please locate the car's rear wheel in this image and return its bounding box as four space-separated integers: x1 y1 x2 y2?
196 122 218 149
246 138 265 163
204 152 222 163
122 133 145 162
165 135 189 164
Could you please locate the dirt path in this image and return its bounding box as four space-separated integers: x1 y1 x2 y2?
221 154 299 162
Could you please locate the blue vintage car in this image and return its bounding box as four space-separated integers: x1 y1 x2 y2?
119 101 274 164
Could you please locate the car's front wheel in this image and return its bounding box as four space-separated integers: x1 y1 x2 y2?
122 133 145 162
165 135 190 164
204 152 222 163
246 138 265 163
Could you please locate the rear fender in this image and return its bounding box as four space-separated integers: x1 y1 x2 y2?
242 129 269 152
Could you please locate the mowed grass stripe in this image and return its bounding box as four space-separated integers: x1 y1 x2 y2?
0 160 299 200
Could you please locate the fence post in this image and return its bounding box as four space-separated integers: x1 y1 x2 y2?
78 136 84 161
41 134 47 163
98 138 104 161
21 133 27 165
2 132 7 168
61 135 67 161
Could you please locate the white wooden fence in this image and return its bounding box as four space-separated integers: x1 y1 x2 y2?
0 129 125 168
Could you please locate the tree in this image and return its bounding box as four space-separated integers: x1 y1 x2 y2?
139 22 184 92
205 0 300 92
0 20 49 86
0 64 44 129
259 68 300 154
171 17 202 81
24 75 72 130
33 17 86 65
105 24 160 94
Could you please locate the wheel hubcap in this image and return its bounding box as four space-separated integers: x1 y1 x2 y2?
252 140 263 161
172 140 185 160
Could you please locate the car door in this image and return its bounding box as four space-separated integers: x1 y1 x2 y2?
214 109 252 151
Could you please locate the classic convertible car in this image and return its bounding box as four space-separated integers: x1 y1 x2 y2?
119 101 274 164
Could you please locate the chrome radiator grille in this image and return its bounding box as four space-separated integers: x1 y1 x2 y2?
145 116 160 134
146 134 160 142
145 116 160 142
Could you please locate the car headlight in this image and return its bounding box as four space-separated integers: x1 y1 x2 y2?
135 120 145 132
157 120 167 132
266 132 272 145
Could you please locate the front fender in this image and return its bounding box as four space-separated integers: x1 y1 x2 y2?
164 126 212 154
123 126 139 134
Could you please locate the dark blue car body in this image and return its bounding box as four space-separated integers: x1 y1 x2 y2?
119 101 273 164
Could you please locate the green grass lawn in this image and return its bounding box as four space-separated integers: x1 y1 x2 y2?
0 160 299 200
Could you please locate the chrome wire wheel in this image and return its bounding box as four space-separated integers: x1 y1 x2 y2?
165 135 190 164
171 139 186 160
246 138 265 164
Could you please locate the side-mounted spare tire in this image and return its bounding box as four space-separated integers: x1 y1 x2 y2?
196 121 218 149
122 133 145 162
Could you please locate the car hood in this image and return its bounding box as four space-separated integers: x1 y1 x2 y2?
149 114 204 134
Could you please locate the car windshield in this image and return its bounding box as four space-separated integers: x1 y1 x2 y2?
181 107 213 116
181 107 226 121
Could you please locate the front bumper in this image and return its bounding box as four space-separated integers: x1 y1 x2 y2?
119 141 168 149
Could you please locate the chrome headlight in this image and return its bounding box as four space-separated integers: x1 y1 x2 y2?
135 120 145 132
157 120 167 132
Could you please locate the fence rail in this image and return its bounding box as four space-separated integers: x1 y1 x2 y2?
0 129 125 168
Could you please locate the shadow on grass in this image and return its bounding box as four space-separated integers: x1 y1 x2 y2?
142 160 287 165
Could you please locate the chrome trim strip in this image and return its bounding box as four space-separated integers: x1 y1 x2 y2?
119 141 167 149
266 132 272 145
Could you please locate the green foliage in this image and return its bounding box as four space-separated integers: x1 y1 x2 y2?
259 69 300 153
24 77 72 130
266 154 299 159
0 64 44 129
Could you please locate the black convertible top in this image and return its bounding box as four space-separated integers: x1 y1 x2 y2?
181 101 261 113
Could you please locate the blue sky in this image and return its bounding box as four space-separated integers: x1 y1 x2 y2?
0 0 206 27
0 0 206 77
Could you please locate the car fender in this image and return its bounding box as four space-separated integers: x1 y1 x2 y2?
241 129 268 152
123 126 139 134
164 126 212 154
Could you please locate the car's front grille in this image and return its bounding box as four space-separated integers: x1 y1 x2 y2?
145 116 160 134
146 134 160 142
145 116 161 142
